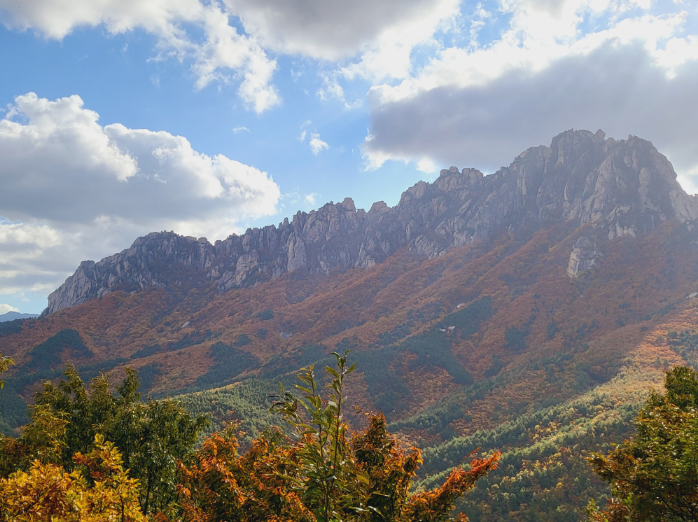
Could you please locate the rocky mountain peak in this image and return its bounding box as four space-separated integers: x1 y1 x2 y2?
45 130 698 315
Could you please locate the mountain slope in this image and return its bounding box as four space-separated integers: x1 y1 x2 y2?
3 129 698 520
45 129 698 315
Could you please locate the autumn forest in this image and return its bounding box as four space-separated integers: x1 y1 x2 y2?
4 133 698 520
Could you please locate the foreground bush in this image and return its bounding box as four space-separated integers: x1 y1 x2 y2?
0 365 208 516
0 352 498 521
173 350 500 522
0 434 145 521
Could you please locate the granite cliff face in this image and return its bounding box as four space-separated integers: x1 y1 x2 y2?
46 129 698 314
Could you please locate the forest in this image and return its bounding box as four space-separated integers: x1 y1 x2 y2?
0 353 501 521
2 221 698 520
1 347 697 521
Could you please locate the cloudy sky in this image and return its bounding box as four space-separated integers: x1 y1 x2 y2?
1 0 697 314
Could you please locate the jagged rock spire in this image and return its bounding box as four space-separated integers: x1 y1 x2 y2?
46 130 698 314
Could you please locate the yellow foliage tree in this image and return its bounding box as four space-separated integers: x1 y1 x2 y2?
0 434 146 522
0 352 12 389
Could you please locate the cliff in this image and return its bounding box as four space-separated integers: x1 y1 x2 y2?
45 129 698 314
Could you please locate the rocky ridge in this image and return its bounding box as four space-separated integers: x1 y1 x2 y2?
46 129 698 315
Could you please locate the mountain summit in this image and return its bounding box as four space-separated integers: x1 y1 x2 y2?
46 129 698 315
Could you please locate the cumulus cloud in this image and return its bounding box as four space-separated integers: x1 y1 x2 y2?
0 304 19 314
0 219 74 298
371 8 695 105
0 93 281 302
1 93 280 224
0 0 464 106
0 0 279 112
189 4 279 111
309 133 329 155
364 41 698 179
225 0 459 64
363 2 698 188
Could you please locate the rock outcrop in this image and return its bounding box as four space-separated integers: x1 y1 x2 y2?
46 129 698 314
567 236 603 278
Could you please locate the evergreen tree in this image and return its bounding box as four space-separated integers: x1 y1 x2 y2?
588 366 698 521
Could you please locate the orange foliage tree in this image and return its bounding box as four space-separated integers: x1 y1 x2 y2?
0 352 498 520
174 350 500 522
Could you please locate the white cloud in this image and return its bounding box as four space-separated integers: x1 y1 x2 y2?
0 93 281 301
298 120 314 143
189 4 280 112
363 1 698 179
0 220 62 249
224 0 459 63
1 93 139 183
678 163 698 195
306 0 461 103
371 10 695 106
0 304 19 314
309 133 329 155
0 0 195 39
232 126 250 133
0 0 464 107
0 0 279 112
337 0 460 82
417 158 438 174
1 93 280 224
305 193 317 205
0 220 72 298
363 40 698 183
317 74 347 102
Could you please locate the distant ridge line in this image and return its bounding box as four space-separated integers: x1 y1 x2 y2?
45 129 698 315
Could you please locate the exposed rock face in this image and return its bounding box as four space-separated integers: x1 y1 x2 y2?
46 130 698 314
567 236 603 278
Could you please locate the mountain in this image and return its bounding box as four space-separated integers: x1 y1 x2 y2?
3 129 698 520
0 312 38 322
45 129 698 315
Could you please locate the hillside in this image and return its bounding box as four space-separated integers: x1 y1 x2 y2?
0 312 38 323
2 129 698 520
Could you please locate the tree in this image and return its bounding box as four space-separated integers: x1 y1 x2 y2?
174 350 500 521
0 365 208 517
0 354 498 520
587 366 698 521
0 352 12 389
0 433 146 522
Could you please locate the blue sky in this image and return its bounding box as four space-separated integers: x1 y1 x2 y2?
1 0 697 314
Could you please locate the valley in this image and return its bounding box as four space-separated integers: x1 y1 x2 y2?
2 129 698 520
